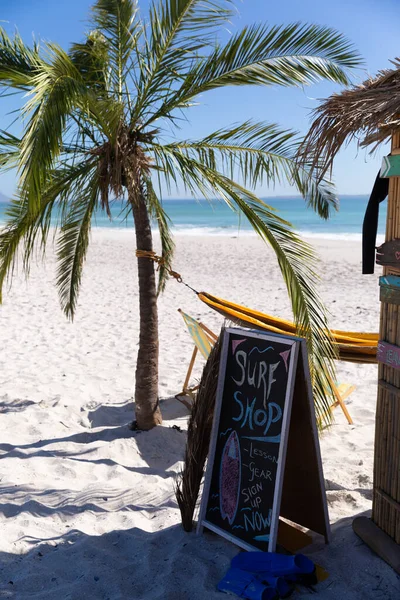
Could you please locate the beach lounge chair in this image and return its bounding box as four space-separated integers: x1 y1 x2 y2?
175 309 218 409
177 309 355 423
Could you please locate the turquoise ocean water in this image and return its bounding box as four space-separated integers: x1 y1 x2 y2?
0 195 387 240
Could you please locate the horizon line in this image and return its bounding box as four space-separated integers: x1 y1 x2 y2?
0 193 370 202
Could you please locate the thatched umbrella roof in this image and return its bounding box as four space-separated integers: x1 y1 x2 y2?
302 58 400 174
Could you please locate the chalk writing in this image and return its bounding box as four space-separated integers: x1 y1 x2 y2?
219 427 232 438
242 482 263 508
202 330 296 551
247 462 272 483
242 482 263 503
232 391 282 437
232 349 279 408
243 509 272 533
248 442 278 464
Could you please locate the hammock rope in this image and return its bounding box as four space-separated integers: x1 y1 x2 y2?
135 250 199 294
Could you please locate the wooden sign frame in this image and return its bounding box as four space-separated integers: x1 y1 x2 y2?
197 327 330 552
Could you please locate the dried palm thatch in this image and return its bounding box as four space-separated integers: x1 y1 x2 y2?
301 58 400 176
175 332 222 532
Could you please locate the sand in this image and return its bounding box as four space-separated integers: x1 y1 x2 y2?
0 229 399 599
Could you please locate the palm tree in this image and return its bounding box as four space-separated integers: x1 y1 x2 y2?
0 0 361 430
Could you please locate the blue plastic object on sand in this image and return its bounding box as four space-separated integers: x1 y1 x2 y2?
231 552 315 578
218 568 278 600
255 573 293 599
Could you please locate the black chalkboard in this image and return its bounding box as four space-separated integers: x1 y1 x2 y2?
197 327 329 552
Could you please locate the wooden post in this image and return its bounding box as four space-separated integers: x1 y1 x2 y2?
330 382 355 425
183 347 198 393
356 133 400 569
373 133 400 542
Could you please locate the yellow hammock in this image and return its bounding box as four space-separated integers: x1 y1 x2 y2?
198 292 378 364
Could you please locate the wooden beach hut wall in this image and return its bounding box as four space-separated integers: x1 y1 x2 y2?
302 59 400 569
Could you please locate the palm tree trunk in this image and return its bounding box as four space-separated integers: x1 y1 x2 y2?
131 188 162 430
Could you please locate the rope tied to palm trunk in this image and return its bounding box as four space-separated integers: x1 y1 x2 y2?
135 249 199 294
135 249 182 281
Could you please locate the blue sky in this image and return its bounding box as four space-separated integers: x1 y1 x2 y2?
0 0 399 198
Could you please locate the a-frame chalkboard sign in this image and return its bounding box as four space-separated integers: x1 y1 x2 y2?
197 327 330 552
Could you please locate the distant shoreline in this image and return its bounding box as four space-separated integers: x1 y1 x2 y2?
1 195 384 238
0 194 371 204
0 223 383 243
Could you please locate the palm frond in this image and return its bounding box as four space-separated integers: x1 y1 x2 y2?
145 176 175 293
0 27 38 90
219 184 337 427
143 22 361 128
153 148 336 424
150 0 233 38
135 0 233 118
19 45 88 209
56 171 100 318
0 192 58 301
91 0 141 99
0 157 98 305
82 96 125 144
41 159 98 237
0 130 20 170
70 30 110 92
152 120 337 218
0 201 30 301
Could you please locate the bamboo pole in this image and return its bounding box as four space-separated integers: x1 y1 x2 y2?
394 155 400 541
374 131 400 538
391 140 400 537
356 133 400 573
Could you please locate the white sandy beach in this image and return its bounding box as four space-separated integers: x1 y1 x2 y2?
0 229 399 599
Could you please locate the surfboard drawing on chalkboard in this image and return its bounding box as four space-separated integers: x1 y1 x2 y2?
219 430 241 525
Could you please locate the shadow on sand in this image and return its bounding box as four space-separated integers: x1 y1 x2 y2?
0 483 177 520
0 523 235 600
1 512 400 599
0 397 188 473
0 398 36 414
0 397 188 528
86 395 189 428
